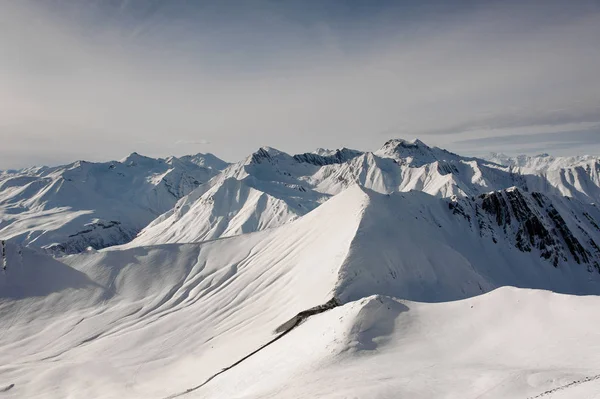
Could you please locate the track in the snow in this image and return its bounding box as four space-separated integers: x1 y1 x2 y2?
527 374 600 398
162 298 340 399
0 384 14 393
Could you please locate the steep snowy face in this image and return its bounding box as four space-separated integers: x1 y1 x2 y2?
0 153 227 254
486 153 600 202
130 147 331 246
178 152 230 171
136 183 600 303
333 186 600 302
310 142 522 199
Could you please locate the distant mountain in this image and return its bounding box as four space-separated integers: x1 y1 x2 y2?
129 146 331 246
0 153 228 254
486 152 600 202
486 152 600 170
3 140 600 255
131 139 600 247
178 152 230 171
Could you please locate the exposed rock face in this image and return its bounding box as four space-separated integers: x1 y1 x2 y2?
44 220 138 255
250 148 274 164
452 187 600 272
293 148 363 166
275 298 341 334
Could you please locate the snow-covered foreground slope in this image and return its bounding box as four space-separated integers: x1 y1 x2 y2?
0 189 365 398
133 139 600 247
201 289 600 399
0 153 227 254
2 185 600 398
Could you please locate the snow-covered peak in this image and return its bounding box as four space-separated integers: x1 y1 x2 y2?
375 138 456 167
313 147 336 156
246 146 292 165
119 152 159 167
378 138 428 151
179 153 230 170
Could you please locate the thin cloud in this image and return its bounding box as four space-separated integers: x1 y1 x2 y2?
412 105 600 136
452 128 600 157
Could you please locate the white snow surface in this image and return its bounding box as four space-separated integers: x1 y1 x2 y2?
486 152 600 201
0 153 228 253
132 139 600 247
1 185 600 398
2 140 600 398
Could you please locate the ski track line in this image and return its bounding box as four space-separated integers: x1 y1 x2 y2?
0 384 14 393
162 299 340 399
527 374 600 399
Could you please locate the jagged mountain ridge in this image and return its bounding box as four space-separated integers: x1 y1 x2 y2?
3 139 600 255
131 139 600 247
0 152 229 254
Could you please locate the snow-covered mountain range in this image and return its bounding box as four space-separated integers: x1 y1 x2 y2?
1 139 600 398
3 139 599 255
0 153 228 254
130 139 600 250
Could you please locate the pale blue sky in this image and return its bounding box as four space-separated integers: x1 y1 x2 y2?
1 0 599 168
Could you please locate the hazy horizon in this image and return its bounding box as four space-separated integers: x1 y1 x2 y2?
2 136 599 171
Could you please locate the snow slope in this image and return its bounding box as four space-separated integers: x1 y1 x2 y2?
200 288 600 399
2 185 600 398
0 153 228 254
0 187 366 398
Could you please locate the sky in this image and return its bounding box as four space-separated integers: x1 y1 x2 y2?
1 0 599 168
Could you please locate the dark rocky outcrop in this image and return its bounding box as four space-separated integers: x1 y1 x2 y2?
293 148 363 166
455 188 600 271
